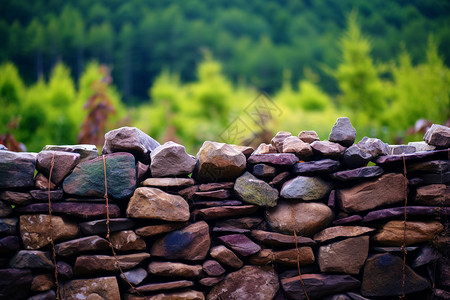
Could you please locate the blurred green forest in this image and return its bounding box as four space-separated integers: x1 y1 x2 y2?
0 1 449 153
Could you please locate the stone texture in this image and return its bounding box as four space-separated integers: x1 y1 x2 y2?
389 145 416 155
60 277 120 300
150 221 210 261
29 189 63 201
194 205 258 220
412 245 439 268
136 161 150 182
202 260 225 276
229 144 254 158
318 236 369 274
55 235 109 256
111 230 146 251
63 152 136 199
234 171 279 207
9 250 54 269
361 253 430 296
249 247 315 266
16 202 121 219
217 234 261 256
373 148 449 165
127 187 190 221
120 268 148 285
337 173 406 213
269 171 290 186
332 166 384 182
150 141 197 177
28 290 56 300
31 274 53 292
193 189 231 199
148 261 203 278
0 268 32 300
0 217 17 235
362 206 450 222
356 136 390 158
134 281 194 293
135 223 187 237
0 190 32 205
142 177 195 187
200 276 224 287
424 124 450 147
43 144 98 162
198 182 234 191
332 215 363 226
415 184 450 205
313 226 375 243
271 131 292 152
293 159 341 174
342 145 372 169
193 200 242 208
207 266 279 300
267 201 333 236
254 143 277 154
311 141 347 158
248 153 299 165
408 159 449 173
281 274 360 300
0 151 36 188
252 163 277 178
79 218 136 235
281 176 332 200
36 150 80 185
74 253 150 274
126 289 205 300
251 230 316 246
298 130 320 143
0 236 20 254
215 217 263 230
329 117 356 147
195 141 246 182
20 214 79 249
0 200 12 217
372 220 444 246
209 245 243 268
57 261 73 280
282 136 313 158
408 141 436 152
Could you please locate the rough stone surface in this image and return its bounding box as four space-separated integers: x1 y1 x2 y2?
127 187 190 221
373 148 449 165
270 171 290 186
356 136 390 158
16 202 121 219
234 171 279 207
195 141 246 182
142 177 195 187
74 253 150 274
331 166 384 181
193 189 231 200
229 144 254 158
389 145 416 155
251 230 316 246
127 289 205 300
281 176 332 201
0 151 36 188
0 200 12 217
408 159 449 173
43 144 98 163
293 159 341 174
298 130 320 143
362 206 450 222
150 141 197 177
134 280 194 293
313 226 375 243
34 172 57 190
329 117 356 147
0 191 32 205
282 136 313 158
200 276 225 287
337 173 406 213
60 277 120 300
209 245 243 269
20 214 79 249
28 290 56 300
372 220 444 246
207 266 279 300
9 250 54 269
252 163 277 178
36 150 80 185
215 217 263 230
135 223 187 237
79 218 136 235
424 124 450 147
148 261 203 278
271 131 292 152
63 152 136 199
254 143 277 154
55 236 109 256
412 245 439 268
408 141 436 152
136 161 150 182
110 230 146 251
150 221 211 261
57 261 73 280
249 247 315 266
31 274 53 292
311 141 347 158
217 234 261 256
361 253 430 296
415 184 450 205
267 201 333 236
202 260 225 276
194 200 242 208
0 268 32 300
29 189 64 201
248 153 299 165
194 205 258 220
318 236 369 274
0 236 20 254
342 145 372 169
0 217 17 235
120 268 148 285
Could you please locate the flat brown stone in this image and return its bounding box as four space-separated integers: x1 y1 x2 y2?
0 191 32 205
313 226 375 243
148 261 203 278
209 245 243 269
142 177 195 187
251 230 316 247
193 189 231 199
415 184 450 205
135 223 187 237
79 218 136 235
134 280 194 293
202 260 225 276
200 276 225 287
31 274 53 292
74 253 150 274
215 217 263 230
249 247 315 266
194 205 259 220
55 236 109 256
110 230 146 251
36 150 80 185
61 277 120 300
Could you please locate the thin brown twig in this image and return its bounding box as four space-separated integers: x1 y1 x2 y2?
48 152 60 300
400 153 408 299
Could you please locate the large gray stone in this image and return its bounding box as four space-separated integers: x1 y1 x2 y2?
271 131 292 152
9 250 54 269
356 137 389 158
234 171 279 207
281 176 332 201
311 141 347 158
329 117 356 147
150 141 197 177
43 144 98 162
342 145 372 169
424 124 450 147
36 150 80 185
0 151 36 188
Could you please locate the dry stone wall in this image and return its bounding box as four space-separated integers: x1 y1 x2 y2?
0 119 449 300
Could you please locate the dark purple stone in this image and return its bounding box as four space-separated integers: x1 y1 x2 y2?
0 268 32 300
0 236 20 254
192 200 243 208
198 182 234 191
0 152 36 188
328 190 336 208
331 166 384 181
332 215 363 225
29 189 64 201
293 159 341 174
15 202 121 219
269 171 290 186
248 153 298 165
362 206 450 222
57 261 73 280
412 246 440 268
373 148 449 164
79 218 136 235
193 189 231 199
27 290 56 300
217 234 261 256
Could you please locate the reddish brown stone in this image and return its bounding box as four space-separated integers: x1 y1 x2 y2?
313 226 375 243
193 200 243 208
134 280 194 293
415 184 450 205
229 144 254 158
249 247 315 266
0 190 32 205
200 276 224 287
31 274 53 292
210 245 243 269
79 218 136 235
248 153 298 165
193 189 231 199
215 217 263 230
194 205 259 220
55 236 109 256
61 277 120 300
74 253 150 274
269 171 290 186
202 260 225 276
271 131 292 152
142 177 195 187
332 215 363 225
362 206 450 223
218 234 261 256
298 130 320 143
17 202 121 219
135 223 187 237
311 141 347 158
36 150 80 185
148 262 203 278
9 250 54 269
110 230 146 251
251 230 316 246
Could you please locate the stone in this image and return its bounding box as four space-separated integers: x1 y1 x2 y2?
111 230 146 251
210 245 243 269
200 277 224 287
267 201 333 236
337 173 406 213
142 177 195 187
269 171 290 186
408 141 436 152
252 163 277 178
193 189 231 199
271 131 292 152
193 200 242 208
281 274 360 300
281 176 332 201
198 182 234 191
433 289 450 300
0 144 7 150
298 130 320 143
254 143 277 154
408 159 449 173
0 190 32 205
34 172 57 190
311 141 347 158
332 215 363 225
213 226 250 234
389 145 416 155
43 144 98 162
293 159 341 174
134 281 194 293
415 184 450 205
215 217 263 230
331 166 384 181
313 226 375 243
195 141 246 182
372 220 444 246
136 161 150 182
135 223 187 237
57 261 73 280
60 277 120 300
31 274 53 292
318 236 369 274
20 214 79 249
0 151 36 188
361 253 430 296
16 202 121 219
28 290 56 300
207 266 279 300
126 187 189 222
424 124 450 147
234 171 279 207
356 136 390 158
36 151 80 185
373 148 449 165
346 292 370 300
9 250 54 269
419 171 450 184
249 247 315 266
29 189 63 201
150 141 197 177
229 144 254 157
282 136 313 158
202 260 225 276
63 152 136 199
328 190 336 208
0 217 17 235
79 218 136 235
120 268 148 285
323 295 351 300
362 206 450 222
126 289 205 300
217 234 261 256
329 117 356 147
248 153 299 165
251 230 316 246
74 253 150 274
0 236 20 254
412 246 439 268
148 262 203 278
194 205 258 220
0 268 32 300
0 200 12 217
55 236 109 256
150 221 210 261
342 145 372 169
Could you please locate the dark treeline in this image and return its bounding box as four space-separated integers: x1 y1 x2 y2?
1 0 450 103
